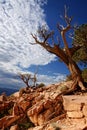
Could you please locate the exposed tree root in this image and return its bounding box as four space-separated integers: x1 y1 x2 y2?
59 78 86 95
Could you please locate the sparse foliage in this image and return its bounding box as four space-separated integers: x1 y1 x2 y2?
38 83 45 88
73 24 87 66
82 68 87 83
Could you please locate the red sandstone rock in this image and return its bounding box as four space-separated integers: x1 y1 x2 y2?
12 103 24 116
18 100 30 111
27 102 44 116
37 113 45 126
43 99 52 109
10 124 19 130
67 111 83 118
12 92 19 98
83 105 87 117
0 101 14 111
2 81 87 130
0 94 7 102
28 126 44 130
63 96 82 111
0 115 21 129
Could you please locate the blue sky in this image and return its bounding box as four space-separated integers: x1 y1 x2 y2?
0 0 87 89
39 0 87 74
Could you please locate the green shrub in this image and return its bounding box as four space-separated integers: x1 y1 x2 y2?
38 83 45 88
82 68 87 82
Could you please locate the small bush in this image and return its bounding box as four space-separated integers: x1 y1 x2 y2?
82 68 87 82
38 83 45 88
19 122 34 129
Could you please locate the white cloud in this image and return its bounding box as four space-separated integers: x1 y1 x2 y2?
37 73 66 85
0 0 55 73
0 0 66 89
0 69 66 90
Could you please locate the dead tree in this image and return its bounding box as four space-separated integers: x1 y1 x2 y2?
18 73 31 88
31 67 38 87
31 7 86 93
18 69 38 88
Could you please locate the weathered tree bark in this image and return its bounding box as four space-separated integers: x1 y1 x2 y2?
67 60 85 91
61 25 85 91
32 32 86 92
31 8 86 93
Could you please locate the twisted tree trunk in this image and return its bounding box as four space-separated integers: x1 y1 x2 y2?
32 9 86 93
61 25 86 91
67 60 85 90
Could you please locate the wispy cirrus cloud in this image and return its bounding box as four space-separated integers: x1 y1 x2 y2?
0 0 65 89
0 0 55 72
37 73 66 85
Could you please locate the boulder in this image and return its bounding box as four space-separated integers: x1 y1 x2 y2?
18 100 30 111
28 126 44 130
67 111 83 118
0 115 21 129
10 124 19 130
12 92 19 98
83 105 87 117
27 102 44 116
63 96 82 111
0 94 7 102
1 81 80 130
12 103 24 116
0 101 14 111
43 99 52 109
27 96 63 126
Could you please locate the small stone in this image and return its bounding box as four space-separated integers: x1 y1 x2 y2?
67 111 83 118
10 124 19 130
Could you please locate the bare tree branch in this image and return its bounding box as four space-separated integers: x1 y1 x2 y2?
31 6 86 91
18 73 31 87
64 5 72 25
32 33 69 65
